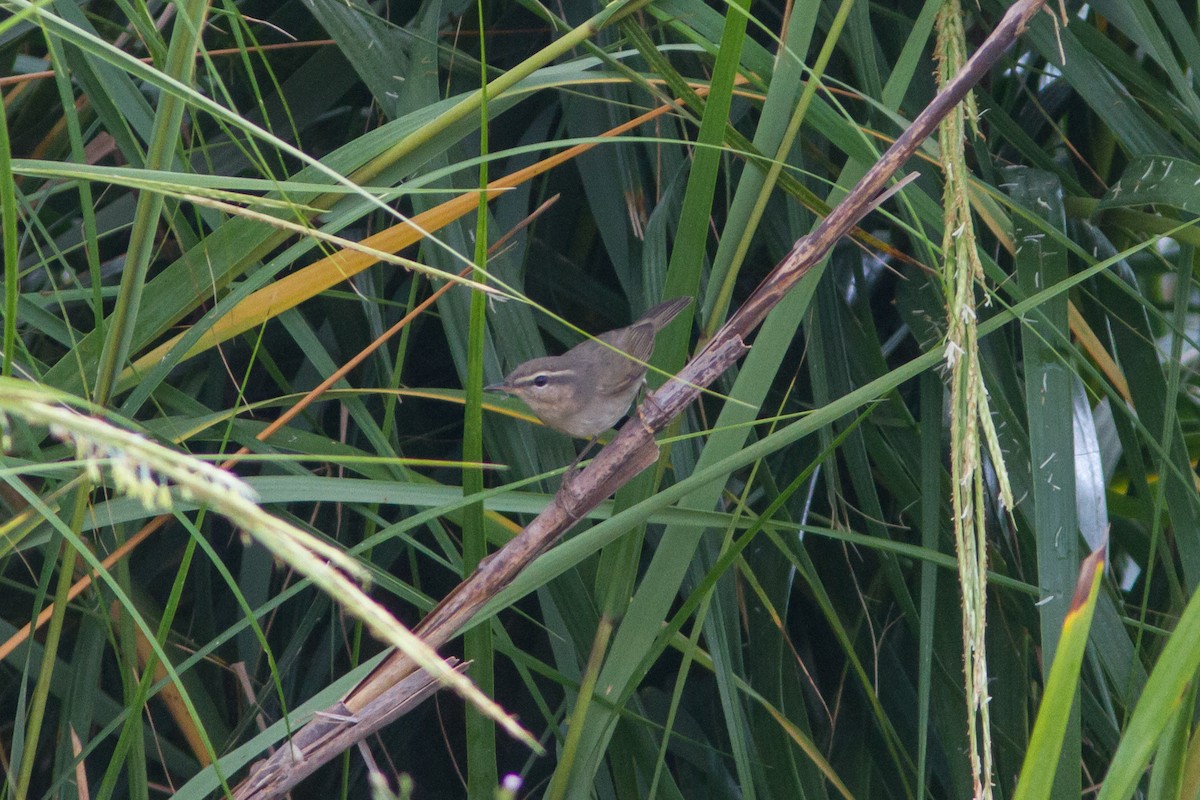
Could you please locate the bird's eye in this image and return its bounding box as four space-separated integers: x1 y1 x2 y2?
533 374 549 388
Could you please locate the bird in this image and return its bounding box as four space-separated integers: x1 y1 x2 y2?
485 297 691 464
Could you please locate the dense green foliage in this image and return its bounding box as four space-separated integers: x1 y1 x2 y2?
2 0 1199 798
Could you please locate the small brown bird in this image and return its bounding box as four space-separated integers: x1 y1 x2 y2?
486 297 691 449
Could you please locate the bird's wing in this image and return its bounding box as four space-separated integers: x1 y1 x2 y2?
585 323 652 398
605 321 656 363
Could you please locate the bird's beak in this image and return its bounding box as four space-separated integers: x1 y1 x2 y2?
484 382 508 394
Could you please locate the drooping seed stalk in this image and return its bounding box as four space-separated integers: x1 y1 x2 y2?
935 2 1015 797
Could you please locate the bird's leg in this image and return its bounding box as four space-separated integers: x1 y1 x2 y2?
563 434 601 482
559 434 602 519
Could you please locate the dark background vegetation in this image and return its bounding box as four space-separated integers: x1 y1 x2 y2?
2 0 1199 798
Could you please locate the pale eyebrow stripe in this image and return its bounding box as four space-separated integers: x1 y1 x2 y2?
512 369 575 386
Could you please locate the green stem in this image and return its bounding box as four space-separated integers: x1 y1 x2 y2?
14 491 86 800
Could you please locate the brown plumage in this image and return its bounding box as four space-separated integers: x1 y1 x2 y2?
486 297 691 439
